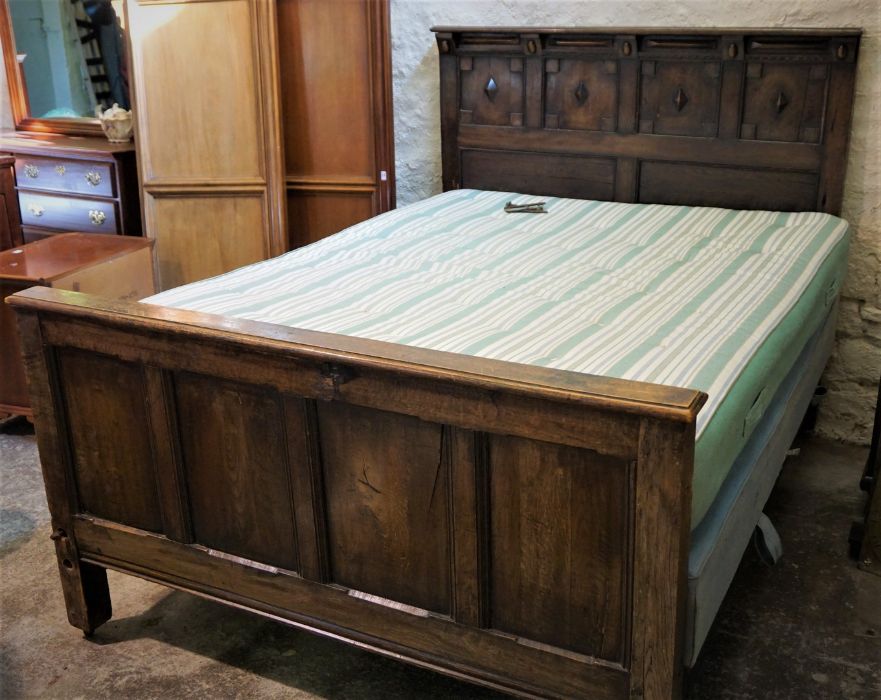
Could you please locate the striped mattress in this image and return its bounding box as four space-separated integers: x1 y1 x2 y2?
145 189 850 527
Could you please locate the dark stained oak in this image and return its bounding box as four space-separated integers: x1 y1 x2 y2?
57 349 162 532
10 285 704 698
435 27 860 215
318 402 451 615
174 373 299 572
488 434 629 662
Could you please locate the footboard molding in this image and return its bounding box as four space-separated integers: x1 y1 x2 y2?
10 287 705 699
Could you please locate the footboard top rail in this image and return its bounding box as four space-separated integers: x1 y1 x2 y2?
8 286 706 424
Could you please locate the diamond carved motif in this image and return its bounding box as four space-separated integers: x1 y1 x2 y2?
574 81 589 106
775 90 789 113
673 87 688 112
484 76 499 101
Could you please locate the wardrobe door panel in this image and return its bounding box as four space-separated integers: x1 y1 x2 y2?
286 191 376 247
279 1 374 179
147 195 266 290
278 0 394 249
128 0 286 290
129 1 262 181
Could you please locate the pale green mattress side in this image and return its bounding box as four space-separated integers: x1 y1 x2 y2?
144 189 850 527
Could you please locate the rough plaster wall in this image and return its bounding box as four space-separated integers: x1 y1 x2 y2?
390 0 881 443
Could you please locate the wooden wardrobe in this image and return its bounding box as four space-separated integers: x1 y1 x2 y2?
127 0 394 290
279 0 395 249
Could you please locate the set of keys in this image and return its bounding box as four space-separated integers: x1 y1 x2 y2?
503 200 547 214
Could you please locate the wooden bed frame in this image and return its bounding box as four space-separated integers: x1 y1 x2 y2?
9 27 859 699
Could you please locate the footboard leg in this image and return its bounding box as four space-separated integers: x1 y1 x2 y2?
50 528 112 635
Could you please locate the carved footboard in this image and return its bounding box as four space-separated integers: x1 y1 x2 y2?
10 287 704 699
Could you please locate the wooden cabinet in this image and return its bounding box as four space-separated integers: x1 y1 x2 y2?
0 154 22 250
124 0 394 288
278 0 394 248
126 0 286 291
1 132 140 243
0 233 155 417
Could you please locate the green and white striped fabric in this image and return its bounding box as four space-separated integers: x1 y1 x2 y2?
144 189 850 525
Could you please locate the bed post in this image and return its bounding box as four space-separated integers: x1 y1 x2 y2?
15 311 112 635
631 418 694 699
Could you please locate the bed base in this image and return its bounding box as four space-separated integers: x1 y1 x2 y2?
11 286 704 699
684 301 837 664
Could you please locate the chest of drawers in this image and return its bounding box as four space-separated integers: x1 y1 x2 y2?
0 132 141 243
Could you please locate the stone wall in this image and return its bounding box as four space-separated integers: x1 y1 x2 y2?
389 0 881 443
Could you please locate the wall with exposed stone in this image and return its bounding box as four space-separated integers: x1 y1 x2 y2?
389 0 881 443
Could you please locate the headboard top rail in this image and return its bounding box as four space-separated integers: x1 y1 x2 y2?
431 26 862 36
434 26 860 214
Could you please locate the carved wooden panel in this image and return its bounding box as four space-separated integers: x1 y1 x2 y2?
58 349 162 532
174 373 299 571
742 63 827 143
488 434 629 661
317 402 451 614
545 58 618 131
460 149 616 201
639 161 817 211
459 56 525 127
639 61 722 136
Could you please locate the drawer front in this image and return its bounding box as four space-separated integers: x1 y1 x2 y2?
15 156 115 198
19 192 119 234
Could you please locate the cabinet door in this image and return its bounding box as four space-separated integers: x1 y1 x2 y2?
127 0 286 290
278 0 395 248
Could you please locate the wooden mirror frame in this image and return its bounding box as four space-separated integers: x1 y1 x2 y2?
0 0 105 136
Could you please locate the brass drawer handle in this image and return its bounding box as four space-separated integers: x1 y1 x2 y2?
85 171 102 186
23 163 39 178
89 209 107 226
27 203 44 217
55 165 66 176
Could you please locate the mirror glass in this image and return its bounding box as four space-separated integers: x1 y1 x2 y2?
7 0 129 120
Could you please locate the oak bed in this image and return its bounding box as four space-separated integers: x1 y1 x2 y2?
8 27 860 700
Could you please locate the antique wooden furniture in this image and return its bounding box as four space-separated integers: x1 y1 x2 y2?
0 154 23 250
125 0 286 290
278 0 395 248
435 27 857 212
8 27 859 700
1 233 153 418
1 132 141 243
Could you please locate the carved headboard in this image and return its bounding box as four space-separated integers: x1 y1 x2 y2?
433 27 860 214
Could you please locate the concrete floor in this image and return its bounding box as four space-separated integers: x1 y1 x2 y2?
1 417 879 699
